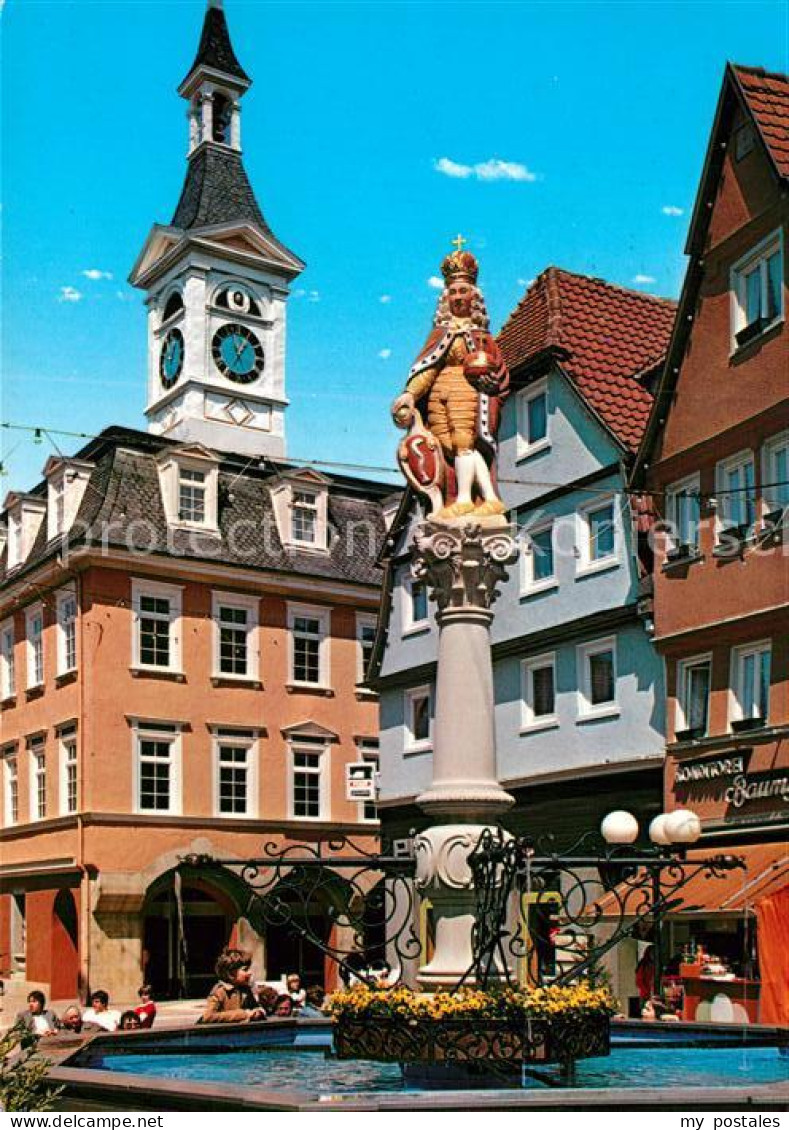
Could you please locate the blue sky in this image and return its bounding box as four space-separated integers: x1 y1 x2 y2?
2 0 786 494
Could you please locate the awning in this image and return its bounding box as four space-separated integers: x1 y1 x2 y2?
594 842 789 917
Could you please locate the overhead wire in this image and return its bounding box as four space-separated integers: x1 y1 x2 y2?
3 420 786 503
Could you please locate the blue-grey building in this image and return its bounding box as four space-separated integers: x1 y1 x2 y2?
371 268 676 848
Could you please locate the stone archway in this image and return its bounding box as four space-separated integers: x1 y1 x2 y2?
142 865 265 1000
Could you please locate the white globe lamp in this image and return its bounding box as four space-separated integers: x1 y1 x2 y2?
664 808 702 844
601 810 639 845
649 814 673 846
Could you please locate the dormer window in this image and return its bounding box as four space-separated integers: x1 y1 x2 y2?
3 493 46 570
731 230 783 349
270 471 330 552
43 458 94 542
156 445 220 534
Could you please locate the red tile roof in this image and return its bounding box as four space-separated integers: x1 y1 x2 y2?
498 268 677 452
732 64 789 179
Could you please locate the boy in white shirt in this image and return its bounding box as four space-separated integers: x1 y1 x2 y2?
82 989 121 1032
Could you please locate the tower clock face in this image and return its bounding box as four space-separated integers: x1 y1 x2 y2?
159 327 184 389
212 323 265 383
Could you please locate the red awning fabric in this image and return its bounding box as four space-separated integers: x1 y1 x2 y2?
594 843 789 917
756 885 789 1025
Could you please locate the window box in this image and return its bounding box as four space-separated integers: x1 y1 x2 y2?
674 727 704 743
731 716 765 734
763 508 785 531
735 316 771 349
666 543 692 563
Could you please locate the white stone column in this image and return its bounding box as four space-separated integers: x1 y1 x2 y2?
231 101 242 150
411 522 517 989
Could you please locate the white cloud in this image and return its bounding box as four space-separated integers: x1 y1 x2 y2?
81 268 113 281
116 290 134 302
378 348 392 360
632 274 656 285
661 205 684 217
379 294 392 304
427 276 444 290
517 277 534 288
308 290 320 302
58 286 83 303
434 156 537 183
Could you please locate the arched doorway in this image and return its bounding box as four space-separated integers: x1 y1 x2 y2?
51 889 79 1000
263 866 355 990
142 872 240 999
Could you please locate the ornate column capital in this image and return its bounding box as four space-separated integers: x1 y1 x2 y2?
411 521 518 614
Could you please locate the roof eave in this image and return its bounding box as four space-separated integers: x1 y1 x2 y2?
177 65 251 101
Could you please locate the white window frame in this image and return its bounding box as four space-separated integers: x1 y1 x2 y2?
355 738 380 823
665 473 702 554
0 618 15 700
177 466 208 526
576 636 619 722
29 739 46 822
2 748 19 827
521 519 558 595
211 591 260 681
730 228 784 351
56 588 78 676
156 452 220 534
212 728 259 819
59 726 78 816
131 579 183 674
25 604 44 689
576 494 620 577
675 653 713 738
762 430 789 518
356 613 377 684
288 741 329 821
516 378 550 460
287 602 331 688
729 640 771 728
403 576 430 636
404 684 433 752
715 449 756 540
131 720 183 817
290 488 320 547
521 652 558 733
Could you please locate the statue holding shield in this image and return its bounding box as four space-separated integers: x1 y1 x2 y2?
391 238 509 522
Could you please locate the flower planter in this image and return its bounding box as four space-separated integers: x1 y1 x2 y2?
334 1012 610 1067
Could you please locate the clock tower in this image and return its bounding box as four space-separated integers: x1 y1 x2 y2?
129 0 304 457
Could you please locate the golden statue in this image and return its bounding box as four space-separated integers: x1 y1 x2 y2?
392 241 509 522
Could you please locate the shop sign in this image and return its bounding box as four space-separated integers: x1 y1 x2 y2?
673 750 789 813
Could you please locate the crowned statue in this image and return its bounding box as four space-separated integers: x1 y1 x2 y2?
391 238 509 523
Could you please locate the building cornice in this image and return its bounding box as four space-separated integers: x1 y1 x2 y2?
654 601 789 646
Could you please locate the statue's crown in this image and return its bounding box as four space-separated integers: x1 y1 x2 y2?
441 248 478 285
